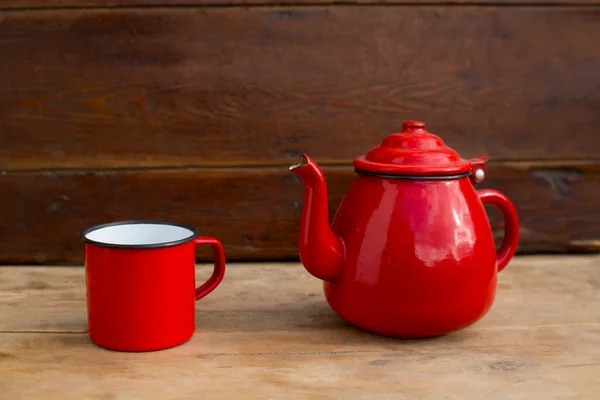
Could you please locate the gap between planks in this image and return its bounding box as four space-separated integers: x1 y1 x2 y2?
2 158 600 175
2 322 600 334
2 2 600 14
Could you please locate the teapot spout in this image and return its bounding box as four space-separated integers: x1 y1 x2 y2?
289 154 345 283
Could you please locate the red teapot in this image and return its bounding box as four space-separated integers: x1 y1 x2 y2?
290 121 519 338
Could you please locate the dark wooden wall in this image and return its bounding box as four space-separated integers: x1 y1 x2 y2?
0 1 599 264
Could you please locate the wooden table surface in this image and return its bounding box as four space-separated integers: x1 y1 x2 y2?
1 255 599 399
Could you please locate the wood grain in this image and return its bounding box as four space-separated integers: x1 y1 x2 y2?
1 7 600 170
1 257 600 399
0 162 598 265
1 0 598 8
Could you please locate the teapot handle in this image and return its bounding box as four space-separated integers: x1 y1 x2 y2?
477 189 520 272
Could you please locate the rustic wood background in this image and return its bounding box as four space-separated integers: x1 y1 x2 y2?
0 1 598 265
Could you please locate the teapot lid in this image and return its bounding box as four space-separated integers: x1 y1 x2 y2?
353 120 485 178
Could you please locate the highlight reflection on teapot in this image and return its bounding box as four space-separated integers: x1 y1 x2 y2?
290 121 519 338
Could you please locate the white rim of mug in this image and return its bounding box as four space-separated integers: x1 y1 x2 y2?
80 220 200 249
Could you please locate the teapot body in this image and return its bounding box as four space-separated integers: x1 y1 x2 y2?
326 173 498 338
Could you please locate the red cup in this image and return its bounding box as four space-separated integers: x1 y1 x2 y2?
81 220 226 352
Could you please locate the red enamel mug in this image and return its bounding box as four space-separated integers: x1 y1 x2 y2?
81 220 226 352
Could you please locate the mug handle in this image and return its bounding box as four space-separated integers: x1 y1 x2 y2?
477 189 520 273
193 237 226 300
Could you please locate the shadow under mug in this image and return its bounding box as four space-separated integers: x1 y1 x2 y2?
81 220 226 352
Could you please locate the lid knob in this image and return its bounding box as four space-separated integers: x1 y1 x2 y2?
401 121 426 132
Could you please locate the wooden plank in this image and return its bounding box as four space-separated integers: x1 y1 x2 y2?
1 7 600 170
1 0 599 8
1 256 599 332
0 162 598 265
1 257 600 399
1 326 599 400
